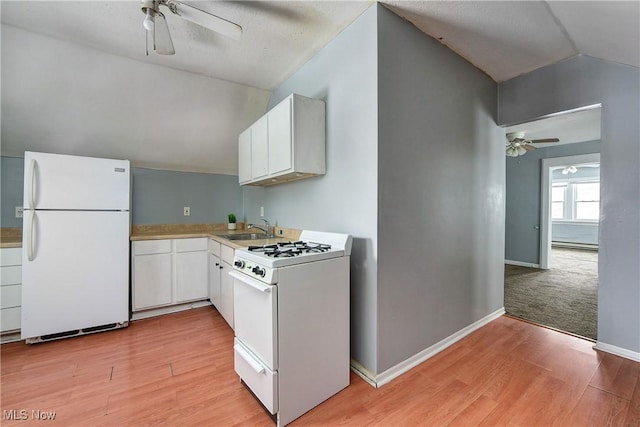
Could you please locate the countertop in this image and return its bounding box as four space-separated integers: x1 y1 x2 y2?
0 228 22 249
131 224 297 249
0 224 301 250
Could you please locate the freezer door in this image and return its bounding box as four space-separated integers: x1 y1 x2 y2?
21 211 130 339
23 151 130 211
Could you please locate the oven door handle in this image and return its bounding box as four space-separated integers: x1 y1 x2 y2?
234 343 265 374
229 270 272 293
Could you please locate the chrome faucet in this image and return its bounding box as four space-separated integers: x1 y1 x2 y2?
248 219 271 236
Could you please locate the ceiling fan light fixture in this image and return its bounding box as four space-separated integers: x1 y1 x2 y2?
143 9 155 32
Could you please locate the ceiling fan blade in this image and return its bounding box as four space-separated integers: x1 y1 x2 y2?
154 11 175 55
523 144 536 151
529 138 560 143
168 0 242 40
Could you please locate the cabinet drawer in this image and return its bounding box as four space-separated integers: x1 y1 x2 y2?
1 307 21 332
175 238 208 253
133 239 172 255
1 284 21 309
234 339 278 414
221 245 234 265
0 248 22 267
208 239 221 257
0 266 21 286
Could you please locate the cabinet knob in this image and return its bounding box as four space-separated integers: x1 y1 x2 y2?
219 265 224 270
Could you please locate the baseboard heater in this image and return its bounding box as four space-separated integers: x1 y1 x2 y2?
25 321 129 344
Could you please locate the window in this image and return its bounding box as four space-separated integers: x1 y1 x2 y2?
551 180 600 222
551 184 567 220
575 182 600 220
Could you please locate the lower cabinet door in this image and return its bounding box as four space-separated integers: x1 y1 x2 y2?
133 253 172 310
234 339 278 414
219 262 234 329
175 251 208 303
208 253 222 309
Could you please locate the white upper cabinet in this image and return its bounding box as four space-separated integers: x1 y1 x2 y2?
251 115 269 180
238 94 325 186
238 128 252 184
268 97 293 175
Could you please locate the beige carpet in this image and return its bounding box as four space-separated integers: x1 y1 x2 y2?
504 248 598 340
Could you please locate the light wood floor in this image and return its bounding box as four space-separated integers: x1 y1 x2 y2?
1 307 639 426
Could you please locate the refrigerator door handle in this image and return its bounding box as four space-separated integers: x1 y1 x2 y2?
27 210 36 262
28 158 36 209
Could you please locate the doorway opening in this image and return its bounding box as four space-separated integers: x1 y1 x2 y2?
503 105 601 340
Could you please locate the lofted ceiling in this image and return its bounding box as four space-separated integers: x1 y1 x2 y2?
506 106 602 149
1 1 638 173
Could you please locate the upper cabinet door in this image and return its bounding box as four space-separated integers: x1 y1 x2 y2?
268 97 292 175
251 115 269 180
238 128 252 184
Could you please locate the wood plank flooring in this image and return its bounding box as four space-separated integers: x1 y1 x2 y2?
1 307 639 426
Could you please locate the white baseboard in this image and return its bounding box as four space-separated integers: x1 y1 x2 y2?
131 300 212 321
350 307 506 388
505 259 540 268
594 341 640 362
350 359 377 388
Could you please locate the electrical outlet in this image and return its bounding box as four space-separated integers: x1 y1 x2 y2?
15 207 23 218
260 206 264 217
183 207 190 216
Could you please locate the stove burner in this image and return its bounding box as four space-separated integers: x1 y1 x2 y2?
248 244 278 252
268 249 303 257
248 241 332 257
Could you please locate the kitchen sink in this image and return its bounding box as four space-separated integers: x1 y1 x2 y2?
218 233 276 241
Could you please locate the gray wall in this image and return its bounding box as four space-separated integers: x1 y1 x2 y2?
498 55 640 354
132 167 242 225
243 5 380 372
505 140 600 263
376 6 504 372
1 156 24 228
552 223 598 245
0 156 242 227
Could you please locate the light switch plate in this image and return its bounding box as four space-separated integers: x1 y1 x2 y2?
15 207 23 218
183 207 190 216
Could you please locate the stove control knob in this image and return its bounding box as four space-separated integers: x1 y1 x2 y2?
252 266 266 277
234 260 245 269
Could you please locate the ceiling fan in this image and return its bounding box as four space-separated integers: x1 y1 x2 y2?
140 0 242 56
505 132 560 157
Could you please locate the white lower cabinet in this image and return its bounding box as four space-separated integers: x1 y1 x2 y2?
208 252 222 309
208 240 234 329
219 259 234 328
219 244 235 329
132 238 208 314
175 251 208 303
133 252 172 310
1 247 22 334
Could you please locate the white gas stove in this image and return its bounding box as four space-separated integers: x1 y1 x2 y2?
232 230 353 284
229 230 352 426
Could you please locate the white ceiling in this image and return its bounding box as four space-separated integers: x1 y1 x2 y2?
506 106 602 148
1 1 637 173
383 1 640 82
0 1 374 90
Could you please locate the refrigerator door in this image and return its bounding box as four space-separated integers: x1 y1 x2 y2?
21 210 130 339
23 151 130 211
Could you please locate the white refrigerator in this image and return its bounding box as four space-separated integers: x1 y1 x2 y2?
21 151 131 342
